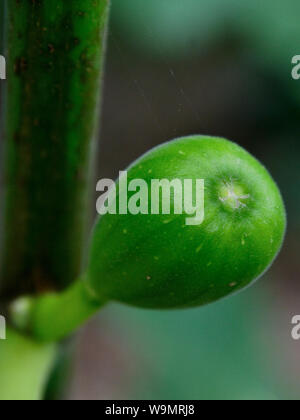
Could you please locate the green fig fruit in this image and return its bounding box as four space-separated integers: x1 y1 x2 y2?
87 136 286 309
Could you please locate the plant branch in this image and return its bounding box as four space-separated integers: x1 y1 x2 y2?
0 0 111 300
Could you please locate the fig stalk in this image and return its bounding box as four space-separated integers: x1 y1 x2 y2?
11 278 105 343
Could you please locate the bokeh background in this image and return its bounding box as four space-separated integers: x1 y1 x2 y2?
35 0 300 399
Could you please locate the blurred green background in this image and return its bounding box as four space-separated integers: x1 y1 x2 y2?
61 0 300 400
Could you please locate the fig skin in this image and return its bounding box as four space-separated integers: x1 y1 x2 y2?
88 136 286 309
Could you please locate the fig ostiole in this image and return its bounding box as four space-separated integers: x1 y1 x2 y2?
11 136 286 342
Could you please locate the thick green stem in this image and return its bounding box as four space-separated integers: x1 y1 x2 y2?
11 276 106 343
0 0 110 300
0 328 56 400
